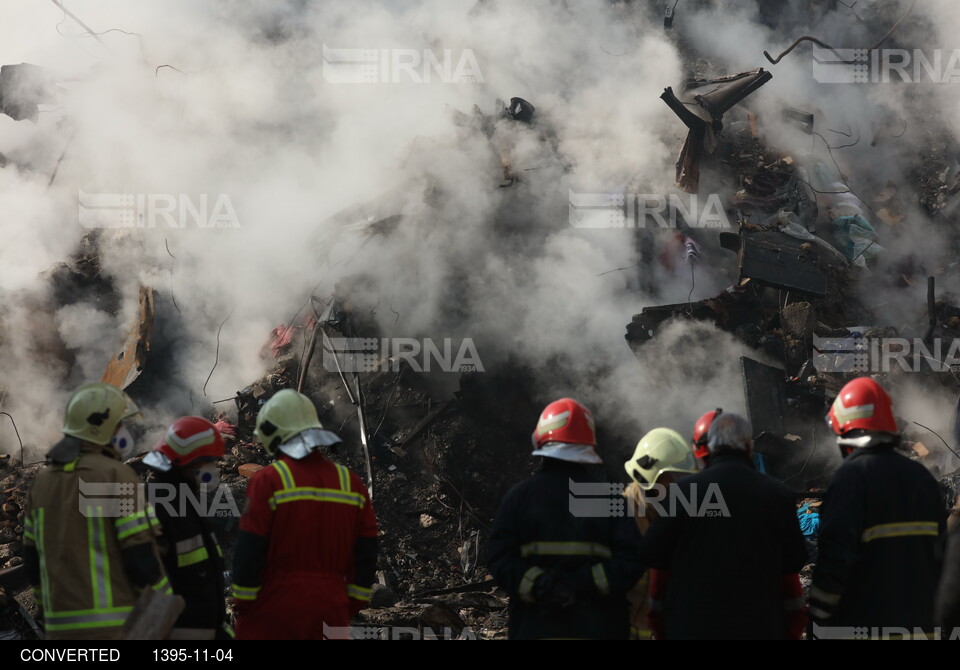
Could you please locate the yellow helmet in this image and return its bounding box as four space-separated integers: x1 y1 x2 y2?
254 389 340 458
625 427 697 490
62 382 140 446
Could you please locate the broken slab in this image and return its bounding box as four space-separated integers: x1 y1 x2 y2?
101 286 155 389
625 284 764 350
661 68 773 192
719 228 827 297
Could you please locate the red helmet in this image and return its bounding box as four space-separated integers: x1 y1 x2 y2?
827 377 897 436
692 409 722 460
143 416 225 472
532 398 597 449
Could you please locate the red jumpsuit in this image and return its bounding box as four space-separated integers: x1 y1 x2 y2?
233 452 378 639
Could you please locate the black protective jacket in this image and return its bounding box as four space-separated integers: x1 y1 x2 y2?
641 451 808 640
487 459 645 640
150 470 228 637
809 446 944 637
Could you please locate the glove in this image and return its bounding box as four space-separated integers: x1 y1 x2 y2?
533 573 577 610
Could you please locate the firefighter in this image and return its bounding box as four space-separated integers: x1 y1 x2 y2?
809 377 944 639
142 416 230 640
641 412 808 640
21 382 171 640
487 398 645 640
231 389 378 639
622 427 697 639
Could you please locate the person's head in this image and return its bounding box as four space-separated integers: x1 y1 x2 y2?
706 412 753 457
143 416 225 488
62 382 140 459
691 408 722 467
625 427 697 490
827 377 899 457
531 397 601 465
254 389 341 459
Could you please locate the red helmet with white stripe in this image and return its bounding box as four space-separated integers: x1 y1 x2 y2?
143 416 225 472
827 377 897 436
691 409 722 460
532 398 597 449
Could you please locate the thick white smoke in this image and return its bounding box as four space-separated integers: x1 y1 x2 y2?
1 0 958 468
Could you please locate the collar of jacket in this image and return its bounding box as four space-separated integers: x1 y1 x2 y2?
540 457 591 475
843 443 897 462
46 435 118 463
705 449 754 469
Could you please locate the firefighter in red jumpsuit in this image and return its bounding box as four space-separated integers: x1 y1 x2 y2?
231 390 378 639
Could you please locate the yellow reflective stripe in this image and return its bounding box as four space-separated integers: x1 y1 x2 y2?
216 543 223 557
87 510 110 609
520 542 612 559
861 521 939 543
634 628 653 639
115 508 154 540
177 546 210 568
174 534 205 554
809 584 842 605
347 584 371 601
152 575 173 595
268 487 366 510
335 463 350 492
519 566 545 603
272 460 295 489
45 606 133 631
232 583 260 601
35 509 52 613
591 563 610 596
115 507 153 527
223 623 235 638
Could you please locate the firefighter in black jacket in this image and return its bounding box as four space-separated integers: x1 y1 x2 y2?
143 417 230 640
809 377 944 639
641 412 809 640
487 398 644 640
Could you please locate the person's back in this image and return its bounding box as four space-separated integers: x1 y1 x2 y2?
232 390 377 640
809 378 944 638
644 451 806 639
22 383 169 640
813 447 942 631
490 459 642 639
151 468 227 638
25 449 157 640
144 416 230 639
488 398 644 640
641 413 807 640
